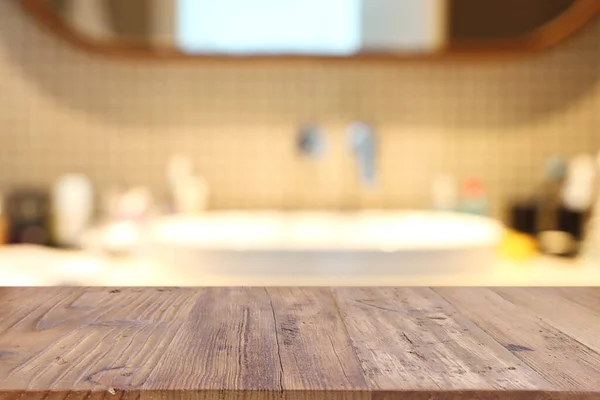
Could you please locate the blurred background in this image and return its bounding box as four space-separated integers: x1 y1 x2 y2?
0 0 599 286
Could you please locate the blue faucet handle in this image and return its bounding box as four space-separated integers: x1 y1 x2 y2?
346 122 377 188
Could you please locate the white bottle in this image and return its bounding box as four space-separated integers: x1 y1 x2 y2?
561 154 596 212
431 174 458 212
175 175 209 214
580 151 600 266
52 173 94 247
167 154 209 214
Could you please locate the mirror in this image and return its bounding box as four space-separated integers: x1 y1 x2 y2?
22 0 600 59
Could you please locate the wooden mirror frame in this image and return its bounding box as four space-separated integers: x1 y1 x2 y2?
20 0 600 61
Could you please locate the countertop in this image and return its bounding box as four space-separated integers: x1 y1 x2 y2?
0 245 596 286
2 287 600 399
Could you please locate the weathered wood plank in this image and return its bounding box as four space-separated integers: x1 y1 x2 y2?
142 287 283 391
536 287 600 313
265 288 367 391
435 288 600 391
371 391 600 400
0 391 142 400
332 287 549 391
1 287 367 398
144 288 367 393
2 287 600 400
140 390 368 400
493 288 600 355
0 287 201 392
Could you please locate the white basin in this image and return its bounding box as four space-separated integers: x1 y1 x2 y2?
143 211 504 279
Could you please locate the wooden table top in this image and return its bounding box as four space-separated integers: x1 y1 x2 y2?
1 287 600 400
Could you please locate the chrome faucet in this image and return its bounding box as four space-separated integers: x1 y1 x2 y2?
346 122 377 189
297 125 326 159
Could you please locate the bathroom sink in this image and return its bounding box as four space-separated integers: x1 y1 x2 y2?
143 211 504 280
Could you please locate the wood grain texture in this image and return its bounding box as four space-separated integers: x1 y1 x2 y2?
435 288 600 391
263 288 367 391
0 287 201 392
546 287 600 312
492 288 600 355
144 287 367 392
332 288 549 391
1 287 600 400
142 287 282 391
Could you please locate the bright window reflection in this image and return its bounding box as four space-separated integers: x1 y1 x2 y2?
177 0 362 55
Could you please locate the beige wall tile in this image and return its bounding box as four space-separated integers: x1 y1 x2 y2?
0 1 599 219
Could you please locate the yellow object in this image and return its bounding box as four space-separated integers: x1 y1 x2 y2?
498 230 538 261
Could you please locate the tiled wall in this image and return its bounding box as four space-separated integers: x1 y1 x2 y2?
0 1 599 217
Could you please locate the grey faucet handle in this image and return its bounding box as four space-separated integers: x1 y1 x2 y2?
297 125 327 159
